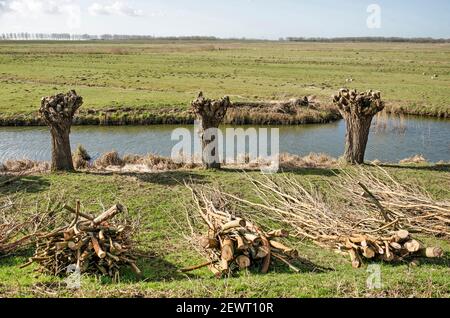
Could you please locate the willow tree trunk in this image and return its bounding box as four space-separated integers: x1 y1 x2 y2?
50 127 74 171
343 114 373 164
333 89 384 164
191 92 230 169
39 90 83 171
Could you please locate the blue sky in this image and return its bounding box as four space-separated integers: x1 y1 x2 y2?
0 0 449 38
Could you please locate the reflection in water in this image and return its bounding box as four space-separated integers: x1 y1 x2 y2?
0 115 449 163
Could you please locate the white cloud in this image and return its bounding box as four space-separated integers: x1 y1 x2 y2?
88 1 143 17
5 0 72 15
0 1 11 12
0 0 81 29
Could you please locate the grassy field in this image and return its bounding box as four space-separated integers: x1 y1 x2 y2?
0 41 449 123
1 165 449 298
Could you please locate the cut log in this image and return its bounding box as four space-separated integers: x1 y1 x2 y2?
235 235 248 251
254 246 269 259
93 204 124 226
348 248 362 268
98 230 105 242
384 241 392 259
389 242 402 250
91 236 106 259
362 246 376 259
381 251 394 262
80 248 93 262
418 247 443 258
199 237 220 249
221 219 246 232
236 255 251 269
68 237 90 251
267 229 289 238
208 264 222 278
394 230 410 242
221 238 234 262
269 240 297 257
345 238 359 250
349 235 367 244
129 262 142 277
242 233 261 245
404 239 421 253
369 240 385 255
259 235 271 274
220 258 229 272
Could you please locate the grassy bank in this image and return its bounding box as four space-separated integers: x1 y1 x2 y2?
0 104 340 126
0 164 449 298
0 41 449 124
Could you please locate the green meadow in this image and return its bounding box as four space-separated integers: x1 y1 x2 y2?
0 41 449 120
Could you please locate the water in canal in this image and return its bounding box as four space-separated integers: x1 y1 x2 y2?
0 115 449 163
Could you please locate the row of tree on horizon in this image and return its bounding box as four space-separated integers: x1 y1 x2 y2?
0 33 448 43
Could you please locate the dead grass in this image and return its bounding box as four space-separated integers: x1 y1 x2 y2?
399 154 427 164
0 152 441 175
0 159 49 173
94 151 124 168
279 153 339 170
97 153 200 172
72 144 91 169
225 102 340 125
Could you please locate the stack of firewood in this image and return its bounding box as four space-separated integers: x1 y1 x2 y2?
23 201 141 279
330 230 443 268
183 183 303 277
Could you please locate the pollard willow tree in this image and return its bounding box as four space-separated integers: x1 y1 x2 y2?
39 90 83 171
191 92 231 169
333 88 384 164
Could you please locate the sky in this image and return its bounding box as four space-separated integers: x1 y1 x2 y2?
0 0 449 39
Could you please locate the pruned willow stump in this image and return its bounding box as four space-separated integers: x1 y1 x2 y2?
333 89 384 164
191 92 230 169
39 90 83 171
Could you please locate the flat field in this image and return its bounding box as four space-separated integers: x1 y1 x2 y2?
0 41 449 120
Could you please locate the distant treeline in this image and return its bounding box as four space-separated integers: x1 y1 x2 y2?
0 33 449 43
284 37 450 43
0 33 228 41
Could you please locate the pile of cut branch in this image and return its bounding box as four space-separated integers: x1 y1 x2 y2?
334 167 450 238
226 174 445 268
0 196 61 255
23 201 141 279
182 183 312 277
